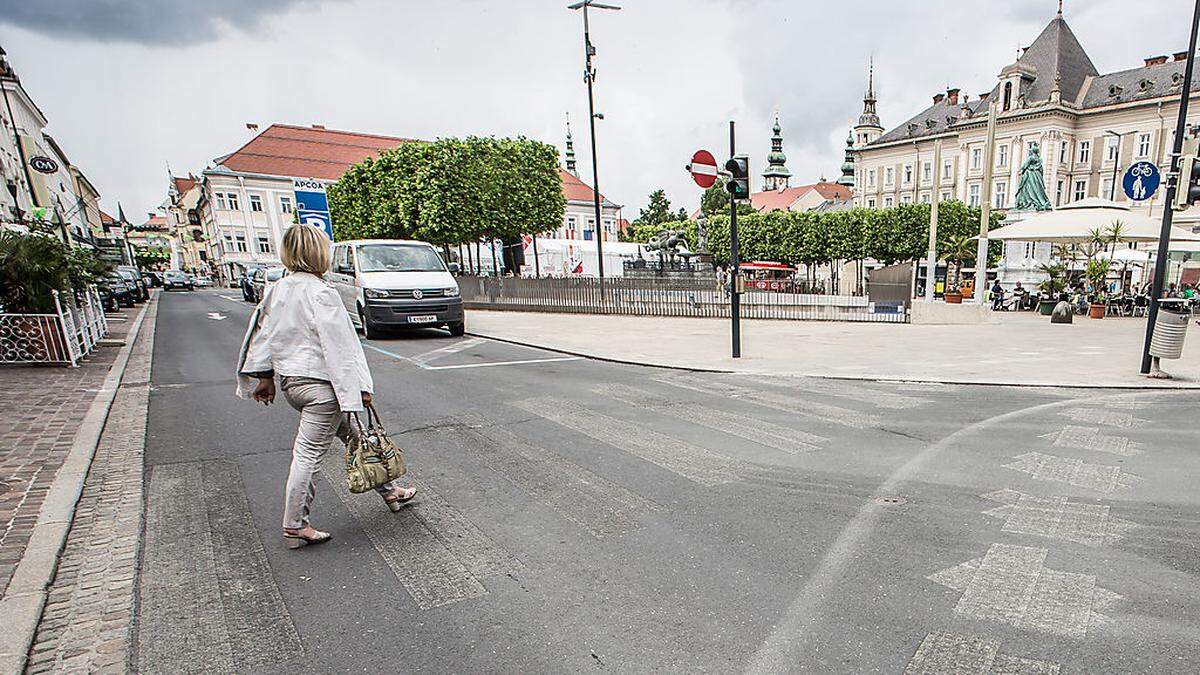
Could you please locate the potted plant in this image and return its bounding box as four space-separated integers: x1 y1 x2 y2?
1084 258 1111 319
1036 261 1067 315
941 234 974 304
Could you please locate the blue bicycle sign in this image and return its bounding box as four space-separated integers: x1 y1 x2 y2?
1122 161 1160 202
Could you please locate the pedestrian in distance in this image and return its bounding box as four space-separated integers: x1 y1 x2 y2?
236 224 416 550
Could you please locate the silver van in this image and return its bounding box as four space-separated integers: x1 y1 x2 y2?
328 239 464 338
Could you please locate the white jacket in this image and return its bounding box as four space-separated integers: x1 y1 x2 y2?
236 272 374 411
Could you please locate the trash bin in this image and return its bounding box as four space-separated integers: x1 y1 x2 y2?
1149 300 1191 360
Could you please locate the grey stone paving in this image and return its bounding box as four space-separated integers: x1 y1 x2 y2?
657 374 880 429
904 632 1061 674
22 302 150 674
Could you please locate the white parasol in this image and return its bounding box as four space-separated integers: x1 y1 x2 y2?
984 198 1200 243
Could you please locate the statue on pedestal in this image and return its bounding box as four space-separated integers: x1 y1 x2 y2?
696 214 710 255
1014 141 1052 211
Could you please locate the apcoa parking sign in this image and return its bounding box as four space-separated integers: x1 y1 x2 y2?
293 178 334 240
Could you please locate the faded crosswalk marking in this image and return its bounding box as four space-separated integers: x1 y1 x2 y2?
1004 452 1141 494
904 631 1061 674
322 465 522 609
139 461 302 673
1058 407 1145 429
513 397 743 486
428 414 657 538
928 544 1120 637
656 376 878 430
982 489 1136 547
593 382 826 454
776 378 932 410
1043 425 1141 457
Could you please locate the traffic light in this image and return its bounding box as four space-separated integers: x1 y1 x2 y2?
725 155 749 200
1175 154 1200 210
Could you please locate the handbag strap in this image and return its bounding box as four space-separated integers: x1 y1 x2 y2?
365 402 385 432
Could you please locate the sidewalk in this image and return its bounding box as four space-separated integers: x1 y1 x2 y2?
466 309 1200 388
0 297 153 673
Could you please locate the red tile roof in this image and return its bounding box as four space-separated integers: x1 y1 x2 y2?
99 210 116 225
560 169 608 204
172 176 196 195
749 181 853 213
215 124 417 180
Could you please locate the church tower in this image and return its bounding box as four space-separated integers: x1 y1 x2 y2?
564 113 578 176
761 113 791 191
838 130 856 187
852 58 884 148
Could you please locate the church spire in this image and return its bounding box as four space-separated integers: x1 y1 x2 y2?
838 129 856 187
762 112 791 191
564 112 577 176
852 57 884 148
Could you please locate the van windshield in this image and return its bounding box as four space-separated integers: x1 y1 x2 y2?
356 244 445 273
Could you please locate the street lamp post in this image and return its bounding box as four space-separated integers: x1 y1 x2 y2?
568 1 619 295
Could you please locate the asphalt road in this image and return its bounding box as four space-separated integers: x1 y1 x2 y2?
135 288 1200 673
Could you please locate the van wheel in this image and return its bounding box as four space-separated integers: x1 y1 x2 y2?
360 308 383 340
448 321 465 337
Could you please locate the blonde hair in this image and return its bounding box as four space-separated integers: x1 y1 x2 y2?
280 224 331 275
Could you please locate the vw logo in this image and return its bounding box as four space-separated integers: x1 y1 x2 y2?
411 289 423 299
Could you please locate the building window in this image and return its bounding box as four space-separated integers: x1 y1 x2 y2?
1002 81 1013 111
942 159 953 181
584 218 595 240
940 191 951 202
1056 180 1064 206
971 148 982 170
1078 140 1090 164
249 194 263 212
867 198 876 208
281 196 294 214
998 144 1008 167
567 216 577 236
234 233 248 253
1102 178 1114 200
922 162 932 183
994 181 1008 208
867 169 876 187
903 164 913 185
902 194 912 204
1074 179 1087 201
1105 136 1119 162
222 234 234 251
1137 133 1151 158
1060 141 1069 164
968 184 981 207
215 193 227 210
920 193 931 204
885 167 895 186
256 235 272 254
884 196 894 207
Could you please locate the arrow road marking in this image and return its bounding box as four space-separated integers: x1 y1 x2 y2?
206 312 227 321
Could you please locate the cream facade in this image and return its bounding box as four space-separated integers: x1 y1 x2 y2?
851 11 1200 230
200 168 298 283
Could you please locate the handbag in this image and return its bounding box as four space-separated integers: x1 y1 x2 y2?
344 403 407 493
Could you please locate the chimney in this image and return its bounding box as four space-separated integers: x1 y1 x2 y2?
1175 51 1190 62
1145 55 1169 66
946 88 960 106
311 124 326 130
933 93 945 105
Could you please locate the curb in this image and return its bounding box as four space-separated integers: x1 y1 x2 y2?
0 295 155 674
465 329 1200 390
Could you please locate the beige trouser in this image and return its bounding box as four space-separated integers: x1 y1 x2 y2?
279 376 401 530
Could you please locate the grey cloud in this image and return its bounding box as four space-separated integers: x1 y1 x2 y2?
0 0 326 45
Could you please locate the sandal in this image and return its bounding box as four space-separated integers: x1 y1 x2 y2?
383 486 418 512
283 528 332 549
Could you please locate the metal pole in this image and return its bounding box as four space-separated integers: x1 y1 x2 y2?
729 120 741 359
1141 0 1200 375
924 139 942 301
581 2 606 293
533 233 541 278
974 102 998 303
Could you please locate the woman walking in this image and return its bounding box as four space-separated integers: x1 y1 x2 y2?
237 224 416 549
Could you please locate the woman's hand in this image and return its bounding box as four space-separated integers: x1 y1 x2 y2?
253 378 276 405
361 392 373 407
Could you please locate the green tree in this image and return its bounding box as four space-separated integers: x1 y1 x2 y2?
635 189 675 227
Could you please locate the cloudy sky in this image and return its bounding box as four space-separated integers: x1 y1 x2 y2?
0 0 1187 223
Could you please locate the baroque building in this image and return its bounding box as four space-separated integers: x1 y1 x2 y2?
850 8 1200 231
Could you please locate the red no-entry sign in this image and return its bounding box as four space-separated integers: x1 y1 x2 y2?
689 150 718 188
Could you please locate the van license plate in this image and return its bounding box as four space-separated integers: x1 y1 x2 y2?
408 314 438 324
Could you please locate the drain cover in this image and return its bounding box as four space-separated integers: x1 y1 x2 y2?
872 495 907 505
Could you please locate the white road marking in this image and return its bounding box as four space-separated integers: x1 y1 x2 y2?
410 337 486 364
206 312 227 321
928 543 1120 637
659 375 878 430
1058 407 1145 429
1043 425 1141 456
981 488 1136 547
904 631 1061 674
421 356 581 370
1005 451 1141 493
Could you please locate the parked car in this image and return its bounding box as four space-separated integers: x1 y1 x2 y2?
250 266 286 303
241 267 264 302
163 269 194 291
115 268 146 302
193 275 213 288
101 272 134 309
327 239 464 338
142 271 163 288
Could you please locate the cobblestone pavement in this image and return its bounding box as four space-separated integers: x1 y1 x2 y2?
0 306 138 598
24 300 156 673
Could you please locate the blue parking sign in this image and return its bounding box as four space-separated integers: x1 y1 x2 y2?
297 210 333 240
1123 161 1160 202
